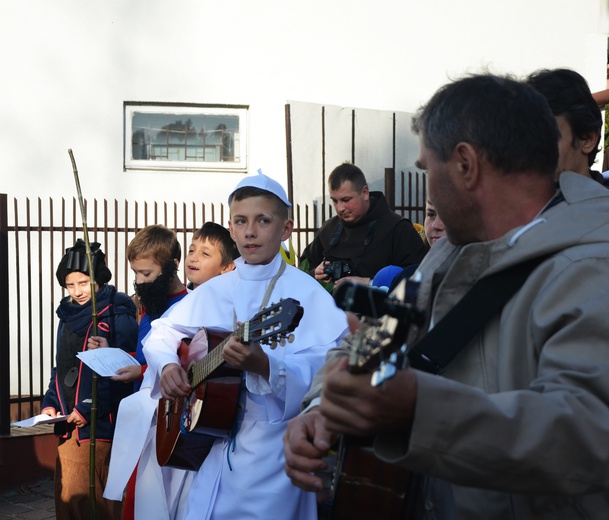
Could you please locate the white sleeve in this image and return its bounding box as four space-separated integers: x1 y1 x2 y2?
143 302 201 398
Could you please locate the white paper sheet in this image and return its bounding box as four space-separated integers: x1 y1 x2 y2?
12 414 67 427
76 347 140 377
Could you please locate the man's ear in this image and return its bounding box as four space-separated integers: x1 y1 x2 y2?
453 142 480 191
580 129 601 155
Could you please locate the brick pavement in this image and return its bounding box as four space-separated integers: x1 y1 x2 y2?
0 478 55 519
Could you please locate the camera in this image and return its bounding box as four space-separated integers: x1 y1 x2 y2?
323 259 352 281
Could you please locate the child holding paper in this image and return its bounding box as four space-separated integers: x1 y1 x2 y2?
41 239 138 520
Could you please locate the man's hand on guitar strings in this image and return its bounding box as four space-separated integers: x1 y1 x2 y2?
283 409 336 493
160 363 191 399
223 336 270 380
320 356 417 436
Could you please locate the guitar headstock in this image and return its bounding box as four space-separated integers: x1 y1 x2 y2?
340 276 425 375
242 298 304 349
348 314 408 373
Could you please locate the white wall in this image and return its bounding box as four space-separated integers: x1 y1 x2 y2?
0 0 607 205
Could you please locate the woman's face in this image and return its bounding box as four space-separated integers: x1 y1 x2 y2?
65 271 97 305
424 199 446 247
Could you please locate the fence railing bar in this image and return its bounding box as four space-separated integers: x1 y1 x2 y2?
36 198 43 410
49 198 56 388
73 198 79 244
124 200 129 293
0 194 9 434
25 198 33 419
112 200 120 293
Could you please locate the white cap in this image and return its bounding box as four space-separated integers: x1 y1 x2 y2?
228 169 292 207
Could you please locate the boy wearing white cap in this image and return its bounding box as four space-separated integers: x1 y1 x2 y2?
143 171 348 520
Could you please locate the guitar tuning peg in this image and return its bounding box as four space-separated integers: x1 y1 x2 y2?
279 338 286 347
270 341 278 350
287 334 295 344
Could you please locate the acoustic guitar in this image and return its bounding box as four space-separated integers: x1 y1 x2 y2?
156 298 304 470
325 279 424 520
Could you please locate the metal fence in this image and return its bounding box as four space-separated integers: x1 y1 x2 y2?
0 171 425 434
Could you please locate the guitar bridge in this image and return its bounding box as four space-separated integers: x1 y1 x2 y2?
164 399 172 431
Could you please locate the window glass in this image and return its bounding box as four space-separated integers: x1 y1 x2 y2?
124 104 247 172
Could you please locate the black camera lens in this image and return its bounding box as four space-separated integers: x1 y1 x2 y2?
323 260 352 281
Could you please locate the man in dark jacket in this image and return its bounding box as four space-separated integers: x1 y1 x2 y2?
299 162 426 291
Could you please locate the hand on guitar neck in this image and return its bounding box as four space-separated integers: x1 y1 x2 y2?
320 356 417 437
159 335 270 400
222 333 270 380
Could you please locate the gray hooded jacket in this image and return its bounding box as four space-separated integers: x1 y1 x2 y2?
372 172 609 519
304 172 609 519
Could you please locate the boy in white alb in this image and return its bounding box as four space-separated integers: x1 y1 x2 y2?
143 171 349 519
101 224 237 519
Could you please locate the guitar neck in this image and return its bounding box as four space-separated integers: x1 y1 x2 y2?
189 328 241 388
182 300 302 390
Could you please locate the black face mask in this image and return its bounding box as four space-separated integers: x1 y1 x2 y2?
133 264 175 319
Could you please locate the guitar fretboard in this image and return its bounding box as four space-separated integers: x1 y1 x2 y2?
190 325 245 388
183 301 301 390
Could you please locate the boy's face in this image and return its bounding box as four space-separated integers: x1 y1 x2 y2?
130 255 178 318
130 256 163 285
65 271 97 305
229 195 292 265
186 238 233 287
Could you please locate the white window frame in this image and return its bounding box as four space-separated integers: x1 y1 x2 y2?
124 102 248 172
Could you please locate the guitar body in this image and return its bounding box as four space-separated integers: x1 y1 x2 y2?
156 330 242 471
329 436 412 520
155 298 304 471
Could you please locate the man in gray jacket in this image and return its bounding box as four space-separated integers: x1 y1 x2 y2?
284 74 609 519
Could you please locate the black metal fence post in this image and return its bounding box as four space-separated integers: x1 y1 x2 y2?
0 194 10 435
